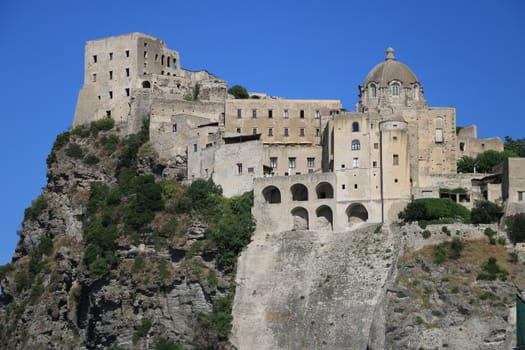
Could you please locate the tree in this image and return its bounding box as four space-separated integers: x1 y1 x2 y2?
228 85 249 99
471 200 503 224
504 136 525 157
476 150 517 173
457 156 476 173
506 213 525 244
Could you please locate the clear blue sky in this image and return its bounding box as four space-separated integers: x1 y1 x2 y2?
1 0 524 264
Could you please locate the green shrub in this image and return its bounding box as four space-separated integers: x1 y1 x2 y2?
506 213 525 244
451 286 459 294
83 154 100 165
489 237 497 245
480 291 496 300
24 196 48 221
52 131 71 151
421 230 431 239
90 118 115 135
15 270 31 292
449 237 465 259
133 318 152 343
433 245 447 264
442 226 451 236
154 338 182 350
187 178 222 215
208 270 218 288
497 237 506 245
484 227 496 239
158 260 169 280
374 225 382 234
65 143 84 159
193 295 233 347
132 255 145 273
399 198 470 224
509 251 519 263
472 201 503 224
228 85 249 99
71 124 91 138
477 257 509 281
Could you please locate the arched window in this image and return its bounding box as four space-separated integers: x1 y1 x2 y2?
391 82 400 96
351 139 360 150
316 182 334 199
262 186 281 204
142 81 151 88
352 122 359 132
369 83 377 98
291 183 308 201
435 117 444 143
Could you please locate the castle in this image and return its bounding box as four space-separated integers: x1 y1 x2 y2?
74 33 525 232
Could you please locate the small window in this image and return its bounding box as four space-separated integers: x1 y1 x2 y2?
252 128 258 135
172 123 177 132
268 128 273 136
373 142 379 149
315 110 321 119
106 110 111 117
393 154 399 165
268 109 273 118
284 128 289 137
435 128 443 143
167 57 171 67
248 167 254 174
288 157 296 169
93 55 97 63
394 178 398 183
300 110 305 118
237 109 242 118
393 136 398 141
391 82 400 96
125 50 130 57
270 157 278 168
307 157 315 168
300 128 305 137
352 122 359 132
193 144 198 152
92 73 96 82
144 51 147 59
237 163 243 175
519 191 524 201
353 157 359 168
354 184 358 189
109 71 113 80
109 91 113 99
351 139 360 151
125 68 130 77
315 128 320 137
161 55 165 65
284 109 289 119
109 52 113 60
125 88 130 96
369 83 377 97
460 142 465 152
155 54 159 62
372 160 377 167
236 128 241 133
252 109 257 118
342 184 345 190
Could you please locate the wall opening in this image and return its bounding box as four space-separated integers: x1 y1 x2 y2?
316 205 333 230
262 186 281 204
291 183 308 201
142 81 151 88
346 203 368 224
316 182 334 199
291 207 309 230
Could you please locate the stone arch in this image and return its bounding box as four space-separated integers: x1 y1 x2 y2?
291 207 309 230
316 182 334 199
142 80 151 88
346 203 369 224
316 205 333 230
291 183 308 201
262 186 281 204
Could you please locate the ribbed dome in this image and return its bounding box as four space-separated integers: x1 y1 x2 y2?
363 48 418 87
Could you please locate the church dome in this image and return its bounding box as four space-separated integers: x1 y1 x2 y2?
363 48 419 87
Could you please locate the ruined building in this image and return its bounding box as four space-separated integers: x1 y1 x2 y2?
73 33 518 232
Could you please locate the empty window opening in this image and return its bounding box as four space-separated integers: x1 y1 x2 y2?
374 142 379 149
518 191 524 201
315 110 321 119
316 128 320 137
372 160 377 167
236 128 241 133
284 109 289 119
352 122 359 132
161 55 165 65
354 184 358 189
460 142 465 152
109 71 113 80
109 52 113 60
316 182 333 199
268 128 273 136
237 109 242 118
109 91 113 99
291 184 308 201
125 50 130 57
341 164 346 168
252 109 257 118
270 157 278 168
92 73 97 82
342 184 346 190
346 203 368 224
237 163 243 175
248 167 254 174
142 81 151 88
125 88 130 97
268 109 273 118
300 128 305 137
300 110 305 118
263 186 281 203
155 54 159 62
351 139 360 150
291 207 309 230
125 68 130 77
393 136 398 141
252 128 258 135
167 57 171 67
393 154 399 165
284 128 289 137
172 123 177 132
144 51 147 59
193 144 197 152
394 178 398 183
93 55 97 63
316 205 333 230
144 42 147 47
106 110 111 117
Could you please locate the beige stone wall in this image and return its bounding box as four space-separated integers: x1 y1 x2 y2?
263 144 323 176
503 158 525 203
457 125 504 159
224 99 341 144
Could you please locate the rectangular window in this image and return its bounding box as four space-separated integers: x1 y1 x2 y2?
172 123 177 132
435 128 443 143
252 109 257 118
288 157 296 169
315 128 320 137
393 154 399 165
109 91 113 99
237 163 243 175
268 128 273 136
284 128 289 137
300 128 305 137
92 73 96 82
125 68 130 77
109 52 113 60
315 110 321 119
307 157 315 168
374 143 379 149
93 55 97 63
300 110 305 118
270 157 278 168
519 191 524 201
125 50 130 57
109 71 113 80
125 88 130 96
144 51 147 59
248 167 254 174
193 144 197 152
353 157 359 168
252 128 258 135
283 109 289 119
372 160 377 167
236 127 241 133
237 109 242 118
106 110 111 117
268 109 273 118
